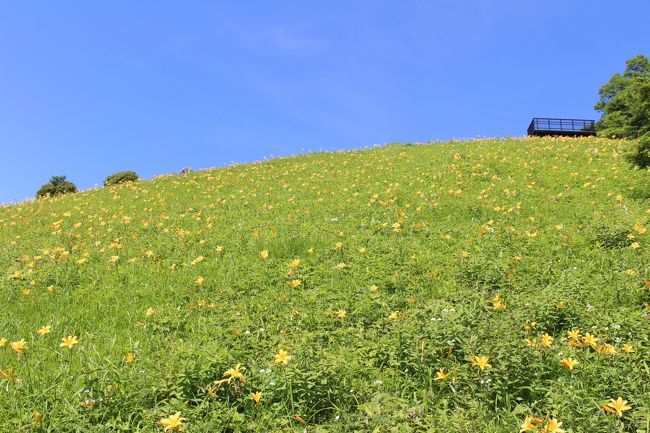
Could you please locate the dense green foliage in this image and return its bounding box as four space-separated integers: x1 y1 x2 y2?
1 137 649 432
104 171 140 187
595 54 650 167
35 176 78 199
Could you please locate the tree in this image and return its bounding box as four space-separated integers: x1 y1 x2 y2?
36 175 78 198
595 54 650 168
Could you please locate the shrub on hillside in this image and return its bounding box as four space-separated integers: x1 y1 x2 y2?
36 176 77 198
628 134 650 168
104 171 139 187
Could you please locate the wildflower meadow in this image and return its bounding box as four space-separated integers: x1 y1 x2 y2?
1 137 648 432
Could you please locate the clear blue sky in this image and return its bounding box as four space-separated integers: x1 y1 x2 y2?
2 1 649 203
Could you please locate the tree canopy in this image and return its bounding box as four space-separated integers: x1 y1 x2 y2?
36 175 77 199
595 54 650 167
596 54 650 138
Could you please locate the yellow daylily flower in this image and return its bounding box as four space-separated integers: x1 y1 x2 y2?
156 412 187 431
274 349 292 366
60 335 79 349
602 397 632 417
470 355 491 371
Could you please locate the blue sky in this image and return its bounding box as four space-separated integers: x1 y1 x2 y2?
1 1 649 203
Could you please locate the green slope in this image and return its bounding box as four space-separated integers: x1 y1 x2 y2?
0 137 648 432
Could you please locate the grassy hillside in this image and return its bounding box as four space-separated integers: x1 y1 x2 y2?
1 137 648 432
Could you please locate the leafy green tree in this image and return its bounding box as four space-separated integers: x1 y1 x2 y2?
595 54 650 167
36 175 77 198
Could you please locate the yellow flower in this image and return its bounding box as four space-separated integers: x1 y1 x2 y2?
519 415 542 432
470 355 491 371
110 255 119 263
289 259 300 269
622 344 633 353
492 293 506 310
388 311 400 321
598 343 617 356
602 397 632 417
223 363 245 382
37 325 52 336
0 338 7 348
124 352 135 363
567 329 580 341
369 285 379 293
336 309 346 320
195 276 205 286
539 333 553 348
10 339 27 354
582 333 598 348
60 335 79 349
560 357 579 371
541 418 565 433
433 367 448 381
274 349 292 366
146 307 156 317
259 250 269 260
288 279 301 288
156 412 187 431
461 251 470 258
251 391 262 405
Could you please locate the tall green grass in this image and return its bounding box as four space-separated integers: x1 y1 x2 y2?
0 137 648 432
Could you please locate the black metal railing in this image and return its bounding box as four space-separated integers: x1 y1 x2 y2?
527 118 596 137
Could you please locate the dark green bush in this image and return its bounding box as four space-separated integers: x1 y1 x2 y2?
627 134 650 169
104 171 139 187
35 176 77 199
